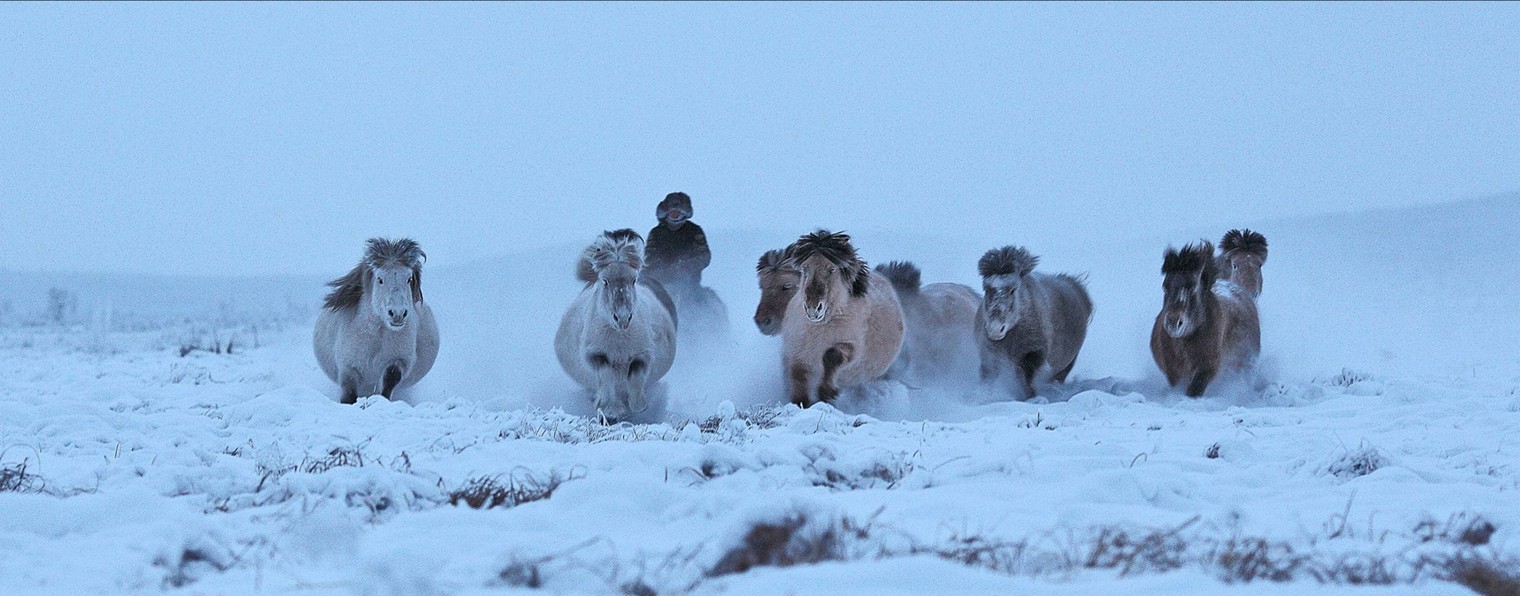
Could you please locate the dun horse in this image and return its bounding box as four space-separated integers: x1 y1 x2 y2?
976 246 1092 400
1150 229 1268 397
780 231 904 406
875 261 980 384
753 247 799 336
314 238 440 404
556 230 678 421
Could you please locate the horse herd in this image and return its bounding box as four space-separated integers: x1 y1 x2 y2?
312 227 1269 422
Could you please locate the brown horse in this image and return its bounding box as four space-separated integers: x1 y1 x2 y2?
780 231 904 406
753 247 799 336
1150 229 1269 397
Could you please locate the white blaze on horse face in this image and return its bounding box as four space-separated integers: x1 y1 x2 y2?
982 273 1021 341
1162 270 1203 338
370 264 414 330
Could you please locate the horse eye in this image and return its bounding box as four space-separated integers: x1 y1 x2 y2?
782 284 794 290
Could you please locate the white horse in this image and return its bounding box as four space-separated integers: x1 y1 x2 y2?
555 230 678 422
314 238 440 403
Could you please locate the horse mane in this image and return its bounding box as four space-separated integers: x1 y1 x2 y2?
875 261 922 293
1162 241 1217 287
756 246 796 274
323 238 427 311
657 192 694 219
978 246 1039 278
791 230 870 297
1220 229 1268 263
576 229 646 283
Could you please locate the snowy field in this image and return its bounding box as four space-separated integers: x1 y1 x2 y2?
2 195 1518 595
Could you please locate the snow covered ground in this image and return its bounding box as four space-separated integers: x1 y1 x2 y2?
1 195 1518 594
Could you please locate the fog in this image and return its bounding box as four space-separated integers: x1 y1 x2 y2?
2 3 1517 276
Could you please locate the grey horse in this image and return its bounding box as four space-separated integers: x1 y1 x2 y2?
975 246 1092 400
556 229 678 422
314 238 440 403
875 261 981 385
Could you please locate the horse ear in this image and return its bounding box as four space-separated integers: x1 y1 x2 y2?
411 266 424 304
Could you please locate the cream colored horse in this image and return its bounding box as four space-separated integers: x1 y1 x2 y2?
556 230 677 421
780 231 904 406
314 238 440 403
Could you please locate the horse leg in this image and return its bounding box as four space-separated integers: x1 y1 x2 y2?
979 347 1001 382
380 363 405 399
1185 367 1217 398
884 350 909 382
339 369 361 405
625 359 650 413
1017 351 1044 400
817 343 856 403
1052 357 1077 384
789 360 813 407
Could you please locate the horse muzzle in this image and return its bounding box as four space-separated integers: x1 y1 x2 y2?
805 303 828 323
385 308 410 330
986 323 1010 342
1164 315 1189 338
755 315 780 336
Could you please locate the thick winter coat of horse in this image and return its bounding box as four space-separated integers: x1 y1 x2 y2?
780 231 904 406
1151 229 1268 397
976 246 1092 400
875 261 981 384
556 229 678 421
314 238 440 403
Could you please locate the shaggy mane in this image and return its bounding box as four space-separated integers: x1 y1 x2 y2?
791 230 870 297
323 238 426 311
1162 241 1218 288
1220 229 1268 263
1162 241 1214 274
576 229 646 283
756 247 795 274
978 246 1039 278
875 261 922 293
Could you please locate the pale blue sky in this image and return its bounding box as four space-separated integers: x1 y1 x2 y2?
2 3 1517 275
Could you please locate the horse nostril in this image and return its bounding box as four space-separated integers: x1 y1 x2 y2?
387 310 395 317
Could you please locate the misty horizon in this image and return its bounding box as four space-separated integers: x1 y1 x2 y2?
4 3 1518 277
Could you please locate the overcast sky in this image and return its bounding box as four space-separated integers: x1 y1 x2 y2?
2 3 1517 276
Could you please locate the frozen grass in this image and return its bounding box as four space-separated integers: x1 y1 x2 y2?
449 469 584 510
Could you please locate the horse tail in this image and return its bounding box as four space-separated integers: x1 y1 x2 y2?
1220 229 1268 297
1053 273 1095 322
874 261 922 295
